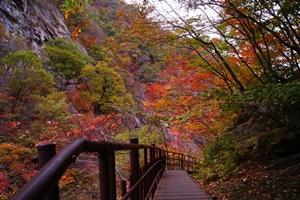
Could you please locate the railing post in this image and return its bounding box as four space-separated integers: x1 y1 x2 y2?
150 144 155 163
181 154 184 170
142 148 148 199
130 138 140 200
121 180 127 197
36 143 59 200
187 156 190 172
172 153 176 170
158 149 162 159
99 150 116 200
144 148 148 168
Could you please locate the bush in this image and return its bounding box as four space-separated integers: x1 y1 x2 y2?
195 135 243 182
0 143 35 199
88 45 104 61
28 91 72 139
43 38 90 79
34 91 70 123
139 63 161 83
0 51 54 114
114 125 164 145
220 82 300 131
79 61 133 114
114 125 164 167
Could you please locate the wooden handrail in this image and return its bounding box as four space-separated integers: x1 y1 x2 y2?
12 138 198 200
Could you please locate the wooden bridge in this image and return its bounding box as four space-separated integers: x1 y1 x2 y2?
12 138 212 200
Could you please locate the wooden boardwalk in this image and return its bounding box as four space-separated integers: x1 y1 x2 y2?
154 170 212 200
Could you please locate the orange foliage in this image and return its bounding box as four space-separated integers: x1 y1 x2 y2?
70 113 124 141
145 55 219 141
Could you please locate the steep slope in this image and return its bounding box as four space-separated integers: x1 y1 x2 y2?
0 0 70 52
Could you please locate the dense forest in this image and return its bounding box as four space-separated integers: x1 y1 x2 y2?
0 0 300 199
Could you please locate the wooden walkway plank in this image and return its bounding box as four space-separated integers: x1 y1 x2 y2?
154 170 212 200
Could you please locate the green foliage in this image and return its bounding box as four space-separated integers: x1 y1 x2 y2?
88 45 104 61
27 92 72 140
0 51 54 114
114 125 164 168
195 135 243 182
34 91 70 123
219 82 300 130
80 61 134 114
43 38 90 79
60 0 91 14
114 125 164 145
221 83 300 112
139 63 161 83
95 9 117 36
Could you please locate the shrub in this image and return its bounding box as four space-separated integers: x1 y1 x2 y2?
28 91 72 140
221 83 300 111
114 125 164 145
195 135 243 182
34 91 70 123
139 63 161 83
43 38 90 79
0 143 35 199
0 51 54 114
88 45 104 61
114 125 164 167
220 82 300 131
79 61 133 114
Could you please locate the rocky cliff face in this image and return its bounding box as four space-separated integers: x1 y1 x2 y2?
0 0 70 52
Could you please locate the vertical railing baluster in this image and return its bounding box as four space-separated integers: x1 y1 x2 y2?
108 150 116 200
144 148 148 168
37 143 59 200
130 138 139 200
150 144 155 163
121 180 127 197
181 154 184 170
172 152 175 170
187 156 190 172
143 147 148 199
99 150 116 200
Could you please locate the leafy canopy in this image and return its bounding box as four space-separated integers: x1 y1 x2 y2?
0 50 54 113
34 91 70 123
43 38 90 79
79 61 133 114
114 125 164 145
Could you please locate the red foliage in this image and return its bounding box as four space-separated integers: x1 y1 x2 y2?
0 171 8 193
145 55 219 144
70 113 124 141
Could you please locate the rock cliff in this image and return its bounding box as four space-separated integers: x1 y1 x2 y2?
0 0 70 52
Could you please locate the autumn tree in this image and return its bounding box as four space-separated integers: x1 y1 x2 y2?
43 38 91 80
99 4 174 82
77 61 134 114
145 0 300 92
0 51 54 115
144 55 219 141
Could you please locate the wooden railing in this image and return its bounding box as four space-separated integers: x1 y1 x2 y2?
12 138 197 200
166 151 197 173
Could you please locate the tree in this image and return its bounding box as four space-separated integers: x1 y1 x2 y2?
0 51 54 114
43 38 91 80
144 55 219 141
146 0 300 92
78 61 134 114
34 91 70 123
